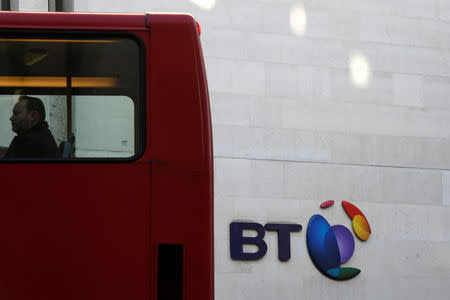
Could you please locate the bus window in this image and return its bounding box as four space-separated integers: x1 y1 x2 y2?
0 34 142 159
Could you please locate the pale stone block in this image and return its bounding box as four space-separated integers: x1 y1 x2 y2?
368 203 450 241
356 0 436 19
253 129 450 169
257 128 297 160
281 37 448 77
231 61 266 95
315 164 374 202
427 205 450 241
216 157 296 200
291 130 331 161
443 171 450 206
424 76 450 110
210 93 253 126
195 0 233 29
328 12 360 41
261 4 291 35
327 132 363 163
214 157 253 197
439 0 450 21
216 269 450 300
280 37 337 66
262 5 328 38
393 74 424 108
249 159 285 197
361 16 450 49
230 126 265 158
205 58 233 93
203 29 249 60
285 163 377 203
303 0 362 12
303 39 348 68
212 125 234 157
231 197 303 222
380 168 442 205
213 196 236 234
252 97 283 128
74 0 160 12
214 236 253 274
219 158 316 201
282 99 450 139
281 37 347 67
330 68 393 105
214 125 335 162
306 10 329 38
356 240 450 277
362 134 450 169
246 33 284 62
284 161 442 205
265 197 309 221
284 162 320 199
228 0 264 32
362 43 449 77
281 98 338 132
360 15 400 45
214 274 244 300
297 66 331 103
265 63 299 98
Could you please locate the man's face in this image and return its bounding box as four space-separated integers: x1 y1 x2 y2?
10 100 34 134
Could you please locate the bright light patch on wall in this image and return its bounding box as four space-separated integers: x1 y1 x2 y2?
191 0 216 11
349 52 371 88
290 4 307 36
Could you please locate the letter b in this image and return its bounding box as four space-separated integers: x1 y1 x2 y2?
230 222 267 260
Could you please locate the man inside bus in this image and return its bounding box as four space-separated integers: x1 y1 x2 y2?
4 95 58 158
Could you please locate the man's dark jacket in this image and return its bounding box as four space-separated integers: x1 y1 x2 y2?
5 122 58 158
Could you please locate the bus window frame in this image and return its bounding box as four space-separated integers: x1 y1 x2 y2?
0 29 146 163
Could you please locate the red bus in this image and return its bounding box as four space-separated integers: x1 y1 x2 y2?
0 11 213 300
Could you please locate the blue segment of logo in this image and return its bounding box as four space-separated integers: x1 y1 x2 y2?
307 214 341 272
306 214 361 280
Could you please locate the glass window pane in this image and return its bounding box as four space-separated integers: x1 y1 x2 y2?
73 96 135 158
0 34 142 160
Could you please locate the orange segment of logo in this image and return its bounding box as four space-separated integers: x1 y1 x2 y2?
352 215 370 241
342 201 371 241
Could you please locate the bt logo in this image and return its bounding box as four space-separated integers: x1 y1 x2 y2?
307 200 371 280
229 200 371 280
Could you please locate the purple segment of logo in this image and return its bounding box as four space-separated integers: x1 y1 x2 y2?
331 225 355 263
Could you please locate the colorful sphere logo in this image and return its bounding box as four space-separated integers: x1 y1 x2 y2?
306 201 371 280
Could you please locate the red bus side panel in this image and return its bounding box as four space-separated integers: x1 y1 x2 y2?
148 13 214 300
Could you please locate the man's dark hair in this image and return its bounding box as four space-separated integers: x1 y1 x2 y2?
19 95 46 123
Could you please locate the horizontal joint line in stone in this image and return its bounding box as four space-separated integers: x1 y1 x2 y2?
214 156 450 171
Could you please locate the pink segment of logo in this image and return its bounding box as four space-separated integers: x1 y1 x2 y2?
320 200 335 208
